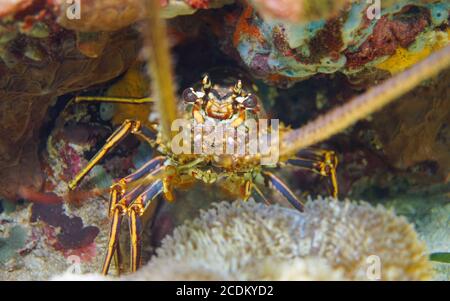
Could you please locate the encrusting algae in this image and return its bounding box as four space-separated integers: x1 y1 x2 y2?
377 30 450 74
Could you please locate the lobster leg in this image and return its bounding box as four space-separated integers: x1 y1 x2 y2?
102 204 124 275
113 240 123 277
122 156 166 185
101 183 125 275
263 171 304 212
252 183 272 206
128 208 143 273
110 186 148 275
127 180 163 272
102 162 165 275
69 119 142 190
102 181 164 275
103 184 149 275
287 148 338 198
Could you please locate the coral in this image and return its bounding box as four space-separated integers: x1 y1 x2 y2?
126 256 346 281
1 0 447 282
0 0 32 17
57 0 235 32
42 93 141 197
376 30 450 74
279 45 450 158
0 81 156 279
1 0 446 202
227 1 449 86
0 225 27 266
0 198 111 280
52 257 346 280
31 203 99 251
0 0 249 224
370 68 450 180
52 272 109 281
249 0 350 23
56 0 146 32
273 51 449 200
139 199 431 280
51 199 432 281
0 2 140 200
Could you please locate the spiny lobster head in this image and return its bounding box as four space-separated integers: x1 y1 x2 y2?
182 74 260 121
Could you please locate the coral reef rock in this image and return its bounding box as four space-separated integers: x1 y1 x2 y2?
0 2 140 199
249 0 350 23
57 0 235 32
0 198 110 280
228 1 449 86
371 69 450 180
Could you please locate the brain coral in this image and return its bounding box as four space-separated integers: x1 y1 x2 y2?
135 199 432 280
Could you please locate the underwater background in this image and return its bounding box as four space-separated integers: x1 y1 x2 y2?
0 0 449 280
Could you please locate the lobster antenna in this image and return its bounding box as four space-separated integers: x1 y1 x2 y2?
144 0 178 142
280 45 450 158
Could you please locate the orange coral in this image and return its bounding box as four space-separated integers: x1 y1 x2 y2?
233 4 263 47
186 0 209 9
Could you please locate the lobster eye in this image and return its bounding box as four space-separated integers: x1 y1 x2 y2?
182 88 198 103
243 94 258 109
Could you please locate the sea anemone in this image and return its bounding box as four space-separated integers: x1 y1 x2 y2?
127 257 345 281
133 199 432 280
52 198 432 281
